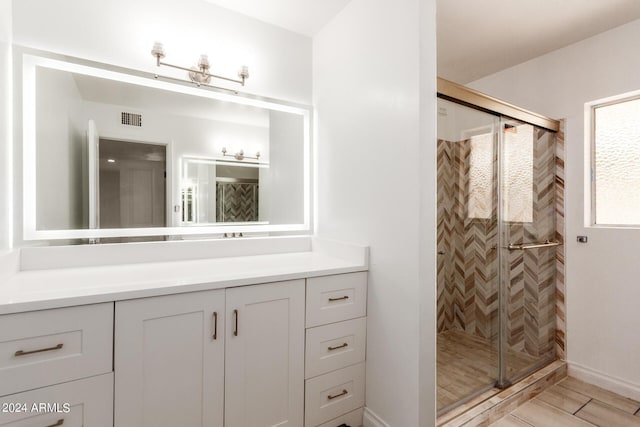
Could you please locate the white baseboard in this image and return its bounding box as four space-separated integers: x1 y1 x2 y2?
568 361 640 401
363 407 391 427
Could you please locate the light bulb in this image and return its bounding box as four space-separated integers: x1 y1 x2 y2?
151 42 165 59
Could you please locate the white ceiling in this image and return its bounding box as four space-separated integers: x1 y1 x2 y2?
203 0 352 37
438 0 640 84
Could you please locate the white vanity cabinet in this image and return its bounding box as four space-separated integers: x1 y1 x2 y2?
225 280 305 427
0 258 367 427
114 280 305 427
0 304 114 426
114 289 226 427
305 272 367 427
0 374 114 427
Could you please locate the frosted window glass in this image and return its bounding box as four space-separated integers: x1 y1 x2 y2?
468 133 493 219
502 124 533 223
594 97 640 225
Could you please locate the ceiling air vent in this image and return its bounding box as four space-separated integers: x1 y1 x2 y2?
121 112 142 127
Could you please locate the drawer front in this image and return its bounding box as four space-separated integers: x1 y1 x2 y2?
317 408 364 427
306 273 367 327
305 318 366 379
304 362 365 427
0 373 113 427
0 303 113 396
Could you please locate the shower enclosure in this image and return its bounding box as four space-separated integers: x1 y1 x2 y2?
436 80 560 414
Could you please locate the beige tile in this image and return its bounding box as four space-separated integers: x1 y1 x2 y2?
575 400 640 427
440 361 567 427
558 377 640 414
489 415 533 427
536 383 591 414
512 400 596 427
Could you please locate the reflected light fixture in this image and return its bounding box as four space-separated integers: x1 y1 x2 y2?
151 42 249 87
222 147 260 161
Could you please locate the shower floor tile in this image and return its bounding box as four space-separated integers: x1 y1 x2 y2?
437 329 538 411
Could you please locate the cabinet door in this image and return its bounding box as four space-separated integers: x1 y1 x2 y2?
114 290 225 427
225 280 305 427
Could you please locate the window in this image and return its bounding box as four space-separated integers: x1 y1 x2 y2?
590 94 640 226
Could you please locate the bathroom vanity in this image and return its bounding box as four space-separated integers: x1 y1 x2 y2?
0 239 368 427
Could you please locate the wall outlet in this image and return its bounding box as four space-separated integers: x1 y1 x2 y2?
577 236 588 243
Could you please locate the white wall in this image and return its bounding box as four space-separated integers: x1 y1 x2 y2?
314 0 436 425
12 0 311 104
0 0 11 250
419 0 437 424
469 18 640 398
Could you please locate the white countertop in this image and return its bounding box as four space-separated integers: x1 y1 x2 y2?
0 240 368 315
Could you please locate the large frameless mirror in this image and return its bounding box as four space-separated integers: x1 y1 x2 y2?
21 50 311 241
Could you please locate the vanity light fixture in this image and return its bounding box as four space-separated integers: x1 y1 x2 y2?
222 147 260 161
151 42 249 87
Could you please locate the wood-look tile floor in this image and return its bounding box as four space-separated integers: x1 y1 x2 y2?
437 329 538 411
489 377 640 426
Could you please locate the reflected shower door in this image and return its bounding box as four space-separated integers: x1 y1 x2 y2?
436 99 500 412
498 119 557 386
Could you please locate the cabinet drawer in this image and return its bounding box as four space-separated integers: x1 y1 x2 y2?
317 408 363 427
0 373 113 427
304 362 365 427
306 273 367 327
305 318 366 379
0 303 113 396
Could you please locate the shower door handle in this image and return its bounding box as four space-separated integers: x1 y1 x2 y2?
507 240 562 251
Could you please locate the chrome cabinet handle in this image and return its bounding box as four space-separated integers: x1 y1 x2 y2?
327 389 348 400
46 419 64 427
15 343 64 357
328 296 349 302
212 311 218 340
233 309 238 337
328 343 348 351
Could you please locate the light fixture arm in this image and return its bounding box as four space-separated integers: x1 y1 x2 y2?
222 147 261 161
151 42 249 87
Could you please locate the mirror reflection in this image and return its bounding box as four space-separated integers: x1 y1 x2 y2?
181 159 263 225
33 64 307 234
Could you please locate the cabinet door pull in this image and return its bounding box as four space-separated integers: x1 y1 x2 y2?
14 343 64 357
45 419 64 427
212 311 218 340
233 309 239 336
327 389 348 400
328 295 349 302
328 342 348 351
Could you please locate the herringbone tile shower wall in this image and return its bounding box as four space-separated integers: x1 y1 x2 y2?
437 138 499 341
437 124 565 359
216 182 259 222
504 128 556 358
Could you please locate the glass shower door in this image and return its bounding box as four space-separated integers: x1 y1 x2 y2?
498 118 557 386
436 98 501 412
